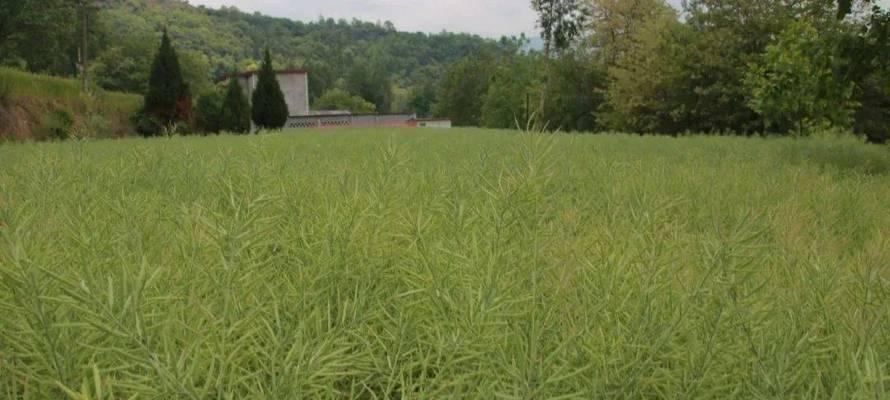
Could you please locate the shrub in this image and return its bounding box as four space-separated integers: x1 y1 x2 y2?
0 76 10 106
314 88 376 114
220 77 251 134
161 121 189 137
195 89 224 134
70 113 112 139
132 111 162 137
0 105 12 138
35 109 74 141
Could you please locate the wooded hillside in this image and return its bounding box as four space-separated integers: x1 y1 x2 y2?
1 0 516 113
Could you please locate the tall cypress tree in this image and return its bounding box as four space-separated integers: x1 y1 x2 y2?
144 29 190 130
251 48 288 130
220 77 251 134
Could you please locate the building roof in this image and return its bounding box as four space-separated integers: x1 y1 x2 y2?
217 69 309 82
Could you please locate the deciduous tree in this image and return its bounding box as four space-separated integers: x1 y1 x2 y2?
840 5 890 143
345 58 392 113
314 88 376 114
0 0 82 73
482 56 537 129
531 0 588 116
434 56 494 126
587 0 673 65
745 21 856 135
601 13 693 133
531 0 588 57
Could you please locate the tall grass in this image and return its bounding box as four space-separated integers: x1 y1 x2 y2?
0 68 141 115
0 129 888 398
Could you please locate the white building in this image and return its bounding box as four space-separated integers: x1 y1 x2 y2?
229 69 310 116
221 69 452 130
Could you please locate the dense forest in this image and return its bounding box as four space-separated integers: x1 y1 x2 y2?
1 0 888 142
454 0 889 142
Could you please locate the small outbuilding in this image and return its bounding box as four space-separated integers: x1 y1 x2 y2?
222 69 310 116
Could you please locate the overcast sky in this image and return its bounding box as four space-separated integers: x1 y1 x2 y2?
187 0 886 38
186 0 676 37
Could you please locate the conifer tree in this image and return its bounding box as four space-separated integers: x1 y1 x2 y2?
251 48 288 130
220 77 251 134
144 29 190 132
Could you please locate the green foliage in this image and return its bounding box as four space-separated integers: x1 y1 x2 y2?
144 30 191 132
88 26 159 94
838 0 874 18
531 0 588 54
601 14 694 133
565 0 683 133
0 0 82 74
35 109 74 141
587 0 673 66
541 53 605 132
132 110 162 137
314 88 376 114
0 74 10 106
435 56 494 126
1 130 888 397
439 51 603 132
69 0 514 120
86 113 112 139
0 67 140 112
345 60 392 113
481 57 537 129
251 49 289 130
407 82 437 118
677 0 837 134
6 0 890 139
745 21 856 135
0 68 140 140
195 89 225 134
842 6 890 143
179 50 213 96
221 78 251 134
91 46 150 94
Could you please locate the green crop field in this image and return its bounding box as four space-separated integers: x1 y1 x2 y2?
0 128 888 398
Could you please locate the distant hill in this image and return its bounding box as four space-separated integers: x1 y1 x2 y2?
92 0 516 100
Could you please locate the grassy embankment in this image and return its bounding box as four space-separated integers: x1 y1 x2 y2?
0 68 141 141
0 129 888 398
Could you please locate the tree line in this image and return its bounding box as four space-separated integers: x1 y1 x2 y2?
139 29 289 136
434 0 888 143
0 0 513 116
2 0 886 141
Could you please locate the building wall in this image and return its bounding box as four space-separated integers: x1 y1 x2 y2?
286 114 418 129
277 73 309 116
238 72 309 117
416 120 452 128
